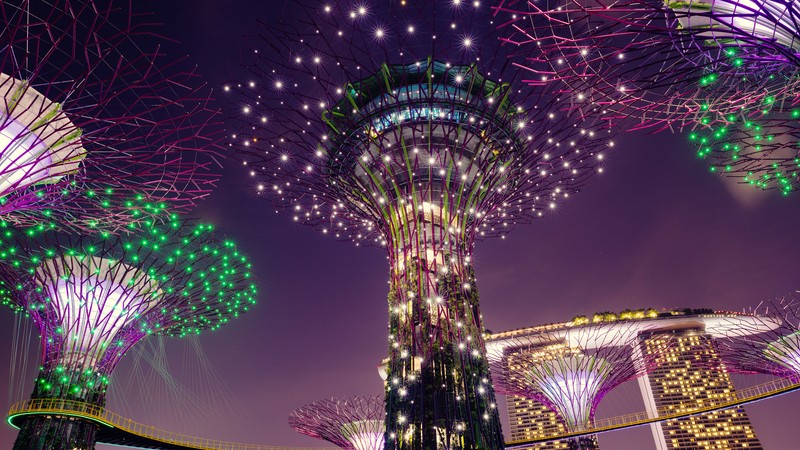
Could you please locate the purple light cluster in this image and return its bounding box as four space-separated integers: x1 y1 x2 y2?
0 0 225 231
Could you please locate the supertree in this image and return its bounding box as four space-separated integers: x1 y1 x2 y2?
228 1 614 448
487 322 658 449
0 197 257 450
0 0 224 230
289 395 386 450
491 0 800 193
686 77 800 195
714 297 800 381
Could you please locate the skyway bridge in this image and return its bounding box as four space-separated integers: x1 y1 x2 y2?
7 376 800 450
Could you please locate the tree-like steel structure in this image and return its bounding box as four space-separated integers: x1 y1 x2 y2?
0 197 257 450
289 395 386 450
488 322 657 450
491 0 800 194
715 297 800 381
0 0 224 230
229 1 614 448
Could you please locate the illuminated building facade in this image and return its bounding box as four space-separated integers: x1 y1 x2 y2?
638 329 763 450
489 311 772 449
505 342 572 449
507 395 570 449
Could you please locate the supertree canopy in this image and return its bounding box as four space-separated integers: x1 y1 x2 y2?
665 0 800 66
289 395 386 450
487 322 657 449
686 78 800 194
714 297 800 381
0 0 224 229
492 0 800 194
229 1 614 448
0 197 257 450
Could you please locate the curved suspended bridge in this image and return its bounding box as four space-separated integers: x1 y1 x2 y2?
7 376 800 450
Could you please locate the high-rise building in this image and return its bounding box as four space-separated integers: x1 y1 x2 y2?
505 343 572 449
507 396 570 449
488 310 774 449
638 328 763 450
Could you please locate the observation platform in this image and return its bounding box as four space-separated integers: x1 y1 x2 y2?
7 376 800 449
486 312 780 353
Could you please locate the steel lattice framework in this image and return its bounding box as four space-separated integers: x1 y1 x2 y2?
289 395 385 450
491 0 800 194
714 297 800 381
228 1 614 448
0 197 257 450
0 0 225 230
487 322 659 450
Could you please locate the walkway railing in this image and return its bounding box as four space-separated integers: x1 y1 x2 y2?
7 398 331 450
506 376 800 448
7 377 800 450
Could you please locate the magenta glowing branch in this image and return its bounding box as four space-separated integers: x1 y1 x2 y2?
0 0 224 230
491 1 800 194
0 202 257 450
229 1 616 448
31 256 164 375
487 322 660 439
666 0 800 65
715 297 800 380
289 396 386 450
490 0 799 132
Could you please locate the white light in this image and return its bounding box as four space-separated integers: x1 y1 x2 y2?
0 74 87 194
39 256 162 367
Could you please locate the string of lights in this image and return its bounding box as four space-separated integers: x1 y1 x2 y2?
0 0 225 231
492 0 800 194
488 321 661 449
289 395 385 450
228 1 615 448
0 197 257 450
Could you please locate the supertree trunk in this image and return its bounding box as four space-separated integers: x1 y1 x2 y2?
567 435 599 450
13 362 109 450
384 219 502 449
13 416 100 450
0 198 257 449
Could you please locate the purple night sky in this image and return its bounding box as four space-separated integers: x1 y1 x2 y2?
2 1 800 448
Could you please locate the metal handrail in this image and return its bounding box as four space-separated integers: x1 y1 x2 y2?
7 398 332 450
7 377 800 450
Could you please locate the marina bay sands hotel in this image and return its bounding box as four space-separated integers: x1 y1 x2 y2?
486 309 770 450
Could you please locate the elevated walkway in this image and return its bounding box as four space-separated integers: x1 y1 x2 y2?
7 398 328 449
7 376 800 449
